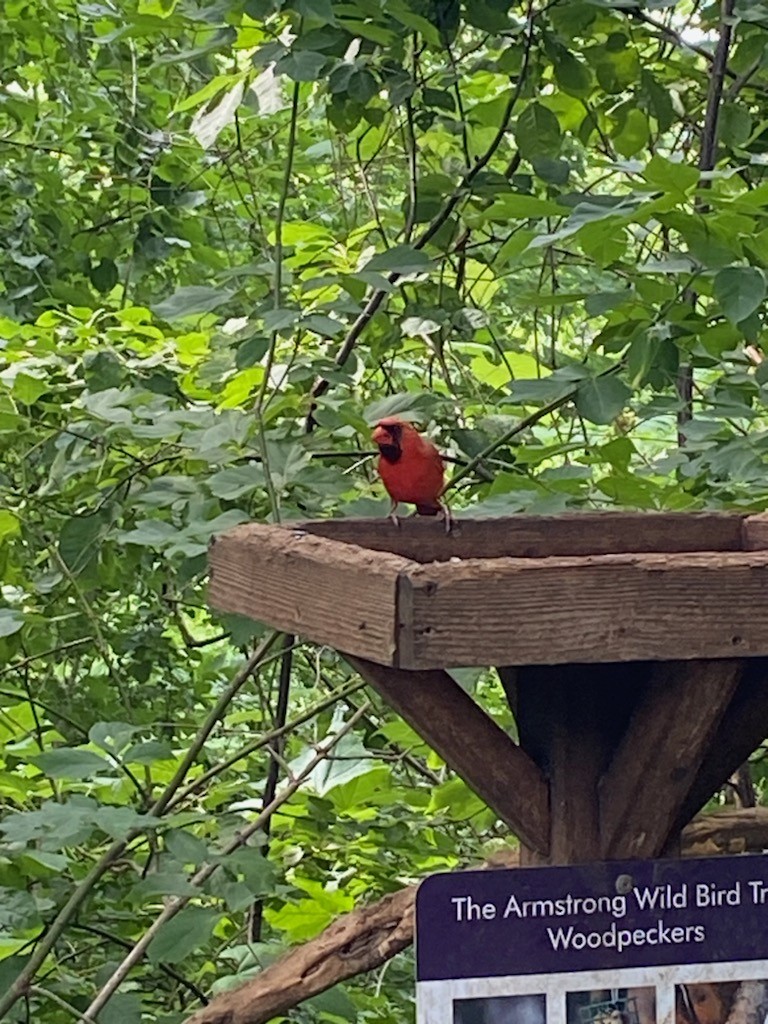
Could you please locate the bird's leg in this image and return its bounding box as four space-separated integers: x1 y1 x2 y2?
438 499 453 534
387 500 401 528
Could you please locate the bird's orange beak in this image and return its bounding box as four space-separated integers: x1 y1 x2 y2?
371 424 390 445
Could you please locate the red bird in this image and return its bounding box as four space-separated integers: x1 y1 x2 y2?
371 417 451 530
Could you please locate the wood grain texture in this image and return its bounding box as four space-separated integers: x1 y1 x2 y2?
513 666 645 864
183 884 416 1024
208 524 412 664
402 551 768 668
673 667 768 830
599 660 742 859
742 513 768 550
300 512 747 563
346 657 550 855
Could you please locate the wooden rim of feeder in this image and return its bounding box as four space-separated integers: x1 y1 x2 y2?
209 511 768 668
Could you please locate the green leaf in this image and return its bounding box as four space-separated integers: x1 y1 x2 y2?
515 102 562 161
90 258 119 293
720 102 753 148
428 776 486 820
613 108 649 157
575 375 632 424
482 194 566 220
207 466 262 499
713 266 766 324
554 50 592 96
59 514 105 572
153 286 234 320
13 372 49 404
363 245 433 274
99 993 143 1024
89 721 138 753
277 50 328 82
124 740 175 764
307 986 358 1020
0 609 23 638
147 906 219 964
30 748 112 780
235 336 270 368
226 850 276 895
364 391 436 424
0 393 20 431
0 510 20 540
531 157 571 185
0 955 31 994
642 155 698 198
92 806 161 839
165 829 209 866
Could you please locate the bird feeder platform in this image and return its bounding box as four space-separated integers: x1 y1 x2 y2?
208 511 768 865
209 511 768 669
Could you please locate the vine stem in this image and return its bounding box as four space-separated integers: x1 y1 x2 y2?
166 677 366 810
0 633 279 1020
254 80 301 420
306 1 539 429
677 0 736 442
80 703 371 1022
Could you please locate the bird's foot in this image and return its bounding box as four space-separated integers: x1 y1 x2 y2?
439 502 453 534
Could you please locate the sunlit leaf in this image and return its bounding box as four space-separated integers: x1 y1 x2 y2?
713 266 766 324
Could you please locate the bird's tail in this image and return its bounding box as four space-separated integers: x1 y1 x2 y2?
415 503 440 516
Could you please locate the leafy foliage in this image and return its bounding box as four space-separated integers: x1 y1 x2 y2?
2 0 768 1020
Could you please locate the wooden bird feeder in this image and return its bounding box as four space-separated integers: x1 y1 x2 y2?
208 512 768 867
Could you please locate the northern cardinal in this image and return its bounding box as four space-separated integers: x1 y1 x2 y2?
371 417 451 530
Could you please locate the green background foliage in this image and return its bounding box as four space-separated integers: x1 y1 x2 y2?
2 0 768 1019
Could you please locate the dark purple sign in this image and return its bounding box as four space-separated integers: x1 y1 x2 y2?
416 854 768 982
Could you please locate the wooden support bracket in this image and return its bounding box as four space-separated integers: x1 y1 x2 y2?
673 665 768 831
599 659 742 859
346 657 550 856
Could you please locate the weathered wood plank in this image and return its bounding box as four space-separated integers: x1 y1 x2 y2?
673 669 768 831
742 513 768 550
346 657 550 855
301 512 747 563
401 551 768 668
208 524 411 664
599 660 742 859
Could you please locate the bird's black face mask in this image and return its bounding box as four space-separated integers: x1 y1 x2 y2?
375 423 402 464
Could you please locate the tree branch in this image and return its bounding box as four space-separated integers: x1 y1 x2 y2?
305 2 538 430
0 634 280 1021
79 704 371 1022
181 808 767 1024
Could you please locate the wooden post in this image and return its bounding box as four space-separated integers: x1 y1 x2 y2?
504 660 748 865
507 663 644 864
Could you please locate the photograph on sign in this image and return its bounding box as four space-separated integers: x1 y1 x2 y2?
567 987 656 1024
415 855 768 1024
676 980 768 1024
453 993 546 1024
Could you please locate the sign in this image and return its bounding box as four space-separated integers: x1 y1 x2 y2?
416 854 768 1024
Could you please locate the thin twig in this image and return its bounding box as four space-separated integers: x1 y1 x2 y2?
0 637 93 677
80 703 371 1022
0 634 279 1020
305 1 539 428
166 677 367 810
29 986 99 1024
678 0 736 442
248 633 294 942
71 922 209 1003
